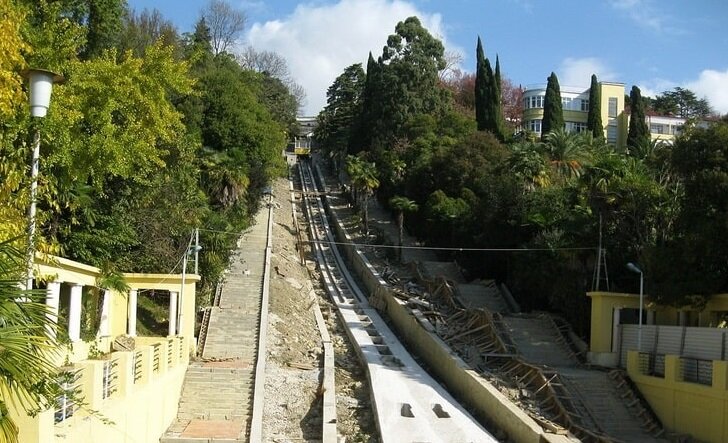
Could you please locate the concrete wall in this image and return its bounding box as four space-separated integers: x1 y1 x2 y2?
323 201 565 443
627 351 728 443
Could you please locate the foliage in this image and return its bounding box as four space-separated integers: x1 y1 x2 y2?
0 0 29 120
651 87 713 118
586 74 603 139
0 240 61 443
83 0 124 59
474 38 506 140
389 196 418 261
346 155 380 235
315 63 365 163
627 85 650 150
541 72 564 139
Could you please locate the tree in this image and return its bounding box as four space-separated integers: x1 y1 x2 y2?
315 63 365 163
627 85 650 150
371 16 449 146
493 54 506 140
542 72 564 139
119 7 180 58
84 0 125 59
652 87 713 118
0 240 62 443
389 196 418 262
586 74 603 139
201 0 246 55
474 38 505 140
346 155 379 236
474 37 489 131
543 128 593 181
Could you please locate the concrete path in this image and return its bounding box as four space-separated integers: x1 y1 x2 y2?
161 209 269 443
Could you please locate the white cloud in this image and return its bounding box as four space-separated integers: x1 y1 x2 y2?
636 69 728 115
244 0 450 115
557 57 618 88
686 69 728 115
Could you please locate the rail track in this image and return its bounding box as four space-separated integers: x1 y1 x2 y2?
296 159 498 443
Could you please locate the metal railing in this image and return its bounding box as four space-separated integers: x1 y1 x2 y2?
55 369 82 423
102 359 118 399
133 350 143 384
152 343 161 373
682 357 712 386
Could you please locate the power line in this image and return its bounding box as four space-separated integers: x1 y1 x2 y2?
302 239 596 252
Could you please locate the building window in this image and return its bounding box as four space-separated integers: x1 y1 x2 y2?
566 121 588 133
528 119 542 133
607 125 617 143
581 99 589 112
608 97 618 118
562 97 573 110
650 124 665 134
525 95 544 109
672 124 683 135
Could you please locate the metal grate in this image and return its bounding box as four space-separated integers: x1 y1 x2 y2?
152 343 161 373
102 359 118 399
55 369 82 423
682 358 712 386
167 338 174 365
133 350 143 383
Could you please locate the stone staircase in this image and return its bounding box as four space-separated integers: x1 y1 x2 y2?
501 314 665 442
161 209 269 442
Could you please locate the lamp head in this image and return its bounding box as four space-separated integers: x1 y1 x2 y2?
22 69 64 118
626 262 642 274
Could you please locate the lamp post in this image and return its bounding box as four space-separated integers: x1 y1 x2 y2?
23 69 63 290
626 262 644 352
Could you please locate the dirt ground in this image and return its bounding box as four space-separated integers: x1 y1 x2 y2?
262 174 376 442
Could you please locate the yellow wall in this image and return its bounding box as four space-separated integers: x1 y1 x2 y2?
11 255 200 443
627 351 728 443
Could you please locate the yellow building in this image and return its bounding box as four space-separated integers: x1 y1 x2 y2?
8 254 199 443
522 82 686 147
588 291 728 443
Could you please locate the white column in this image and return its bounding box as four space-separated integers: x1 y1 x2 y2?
46 281 61 339
169 291 178 336
68 284 83 342
98 289 111 337
647 310 656 325
128 289 138 337
679 310 687 326
612 307 621 353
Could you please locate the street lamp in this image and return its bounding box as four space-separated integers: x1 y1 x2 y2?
626 262 644 352
23 69 64 290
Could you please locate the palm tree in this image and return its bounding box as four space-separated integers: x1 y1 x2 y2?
346 155 379 236
389 196 418 262
543 128 593 181
0 239 61 443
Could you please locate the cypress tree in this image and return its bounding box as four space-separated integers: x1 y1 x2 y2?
475 37 488 131
542 72 564 139
493 54 506 140
627 85 650 149
587 74 603 139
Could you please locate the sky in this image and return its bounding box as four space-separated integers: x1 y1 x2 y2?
127 0 728 116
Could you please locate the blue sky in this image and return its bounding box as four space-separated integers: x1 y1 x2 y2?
127 0 728 115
